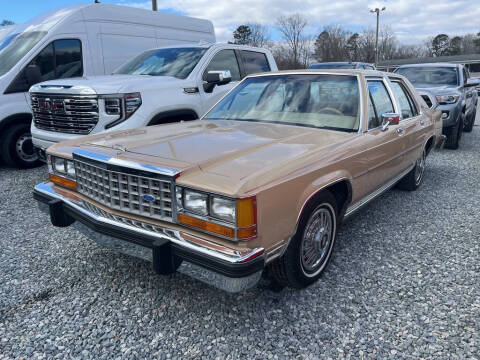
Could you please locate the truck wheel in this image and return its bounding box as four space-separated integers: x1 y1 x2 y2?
463 107 476 133
270 191 338 289
397 148 426 191
445 114 463 150
1 123 41 168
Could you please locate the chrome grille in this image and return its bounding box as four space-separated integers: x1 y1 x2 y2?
74 158 173 222
31 94 99 135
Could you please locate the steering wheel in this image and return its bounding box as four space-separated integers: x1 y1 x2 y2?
318 107 343 115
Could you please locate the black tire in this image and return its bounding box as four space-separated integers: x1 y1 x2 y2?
463 108 476 133
397 148 426 191
445 114 464 150
270 190 338 289
1 123 41 168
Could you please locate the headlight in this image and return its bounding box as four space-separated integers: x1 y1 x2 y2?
184 189 208 216
435 94 459 104
104 92 142 129
47 154 77 190
210 197 236 223
49 155 75 180
176 186 257 241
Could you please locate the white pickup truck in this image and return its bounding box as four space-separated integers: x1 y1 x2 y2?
30 43 277 158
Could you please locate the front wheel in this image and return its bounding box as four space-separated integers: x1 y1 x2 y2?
397 149 426 191
463 107 476 132
270 191 338 289
445 114 463 150
1 123 41 168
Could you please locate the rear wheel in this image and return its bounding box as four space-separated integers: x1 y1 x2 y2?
397 148 426 191
270 191 338 289
1 123 41 168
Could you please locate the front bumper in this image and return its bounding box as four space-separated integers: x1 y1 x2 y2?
33 182 265 292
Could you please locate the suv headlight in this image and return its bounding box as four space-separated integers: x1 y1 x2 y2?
47 154 77 189
176 186 257 241
104 92 142 129
435 94 459 104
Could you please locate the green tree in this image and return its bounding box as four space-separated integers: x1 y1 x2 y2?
346 33 360 61
448 36 462 55
1 20 14 26
233 25 252 45
431 34 450 57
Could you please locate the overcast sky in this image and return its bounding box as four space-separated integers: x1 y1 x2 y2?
2 0 479 44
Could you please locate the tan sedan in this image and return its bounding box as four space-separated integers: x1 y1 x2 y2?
34 70 442 292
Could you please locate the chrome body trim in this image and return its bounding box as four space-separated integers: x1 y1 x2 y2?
72 149 181 177
34 182 264 265
344 164 414 219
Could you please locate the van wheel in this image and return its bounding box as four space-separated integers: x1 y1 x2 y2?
445 114 463 150
270 191 338 289
397 148 426 191
1 123 41 168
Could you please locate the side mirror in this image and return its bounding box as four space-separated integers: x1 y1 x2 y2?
381 113 400 131
25 64 42 86
203 70 232 93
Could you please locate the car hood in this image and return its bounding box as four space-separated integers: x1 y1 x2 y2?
50 120 356 196
414 84 461 95
30 74 184 95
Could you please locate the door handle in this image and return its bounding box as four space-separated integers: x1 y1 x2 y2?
397 127 405 134
420 119 425 126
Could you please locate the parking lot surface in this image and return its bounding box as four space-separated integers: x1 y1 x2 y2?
1 116 479 359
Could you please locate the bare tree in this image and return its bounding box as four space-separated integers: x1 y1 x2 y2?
276 14 309 68
246 23 270 48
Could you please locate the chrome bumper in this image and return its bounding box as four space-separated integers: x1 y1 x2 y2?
34 182 265 292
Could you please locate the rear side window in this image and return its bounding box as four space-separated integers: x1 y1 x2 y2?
203 49 241 81
240 51 270 75
367 80 394 129
390 81 417 119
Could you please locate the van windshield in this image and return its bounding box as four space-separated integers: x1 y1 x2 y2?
114 47 207 79
0 31 47 77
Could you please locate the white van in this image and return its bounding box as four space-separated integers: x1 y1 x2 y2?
0 4 215 168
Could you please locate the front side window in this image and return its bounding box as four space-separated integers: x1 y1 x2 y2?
115 47 207 79
0 31 47 77
395 67 459 87
367 81 394 129
240 51 270 75
203 49 241 82
6 39 82 93
205 74 360 132
390 81 416 119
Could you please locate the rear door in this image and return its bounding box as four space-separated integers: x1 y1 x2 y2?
388 78 426 166
238 50 271 76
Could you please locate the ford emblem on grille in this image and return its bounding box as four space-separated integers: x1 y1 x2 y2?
142 194 155 202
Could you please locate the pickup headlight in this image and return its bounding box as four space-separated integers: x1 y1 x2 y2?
435 94 459 104
176 186 257 241
47 154 77 190
104 92 142 129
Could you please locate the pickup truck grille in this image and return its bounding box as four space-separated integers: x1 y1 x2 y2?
74 158 173 222
31 94 99 135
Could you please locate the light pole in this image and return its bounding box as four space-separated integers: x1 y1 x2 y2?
370 6 386 68
152 0 158 11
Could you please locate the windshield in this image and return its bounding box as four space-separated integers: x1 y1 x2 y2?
0 31 46 77
205 74 360 132
310 63 356 69
114 47 207 79
395 67 459 87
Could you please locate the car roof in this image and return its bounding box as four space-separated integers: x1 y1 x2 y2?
246 69 390 77
397 62 459 68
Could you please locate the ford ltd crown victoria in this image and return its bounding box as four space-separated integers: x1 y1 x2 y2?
33 70 442 292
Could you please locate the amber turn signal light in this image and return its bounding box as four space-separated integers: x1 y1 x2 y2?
49 173 77 190
178 214 235 238
236 196 257 240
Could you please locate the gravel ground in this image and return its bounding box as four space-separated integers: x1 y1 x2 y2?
1 116 479 359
